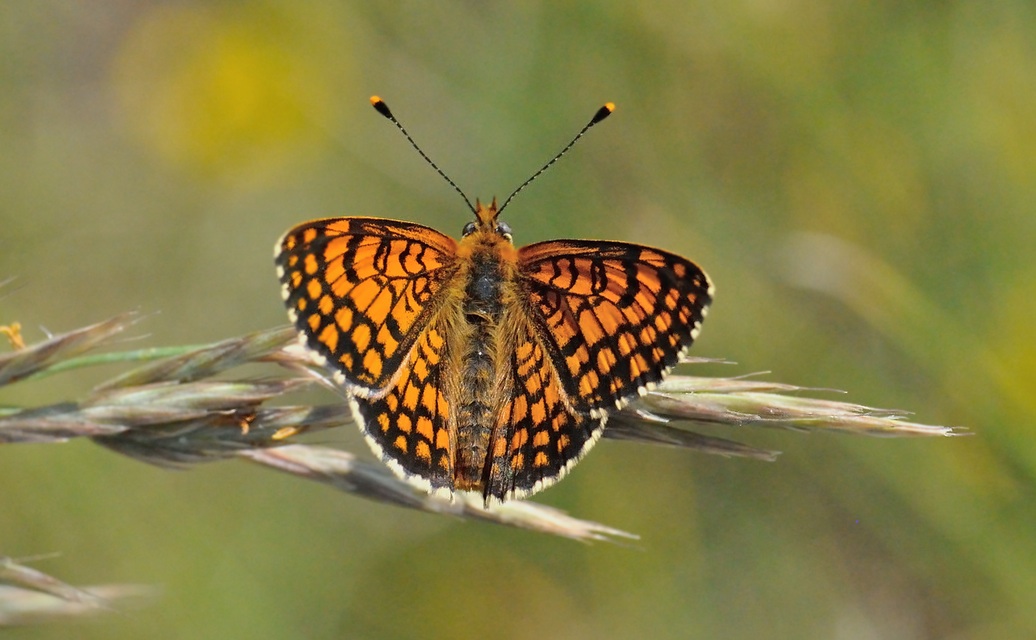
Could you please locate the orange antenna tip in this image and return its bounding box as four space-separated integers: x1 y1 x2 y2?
593 103 615 124
370 96 392 119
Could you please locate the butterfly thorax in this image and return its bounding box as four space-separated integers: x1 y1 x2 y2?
450 201 520 490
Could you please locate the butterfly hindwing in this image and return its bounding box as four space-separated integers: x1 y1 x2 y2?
484 316 604 501
276 217 459 393
517 240 713 417
351 318 455 490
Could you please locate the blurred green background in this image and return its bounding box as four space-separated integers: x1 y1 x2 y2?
2 1 1034 638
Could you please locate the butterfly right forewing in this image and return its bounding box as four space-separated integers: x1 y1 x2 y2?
517 239 713 417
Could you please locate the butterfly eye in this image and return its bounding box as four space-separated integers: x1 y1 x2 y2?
462 221 477 236
496 222 512 239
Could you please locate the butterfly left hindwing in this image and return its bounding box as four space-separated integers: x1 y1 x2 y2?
350 317 456 491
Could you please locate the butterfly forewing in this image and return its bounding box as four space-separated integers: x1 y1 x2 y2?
276 218 459 393
518 240 713 416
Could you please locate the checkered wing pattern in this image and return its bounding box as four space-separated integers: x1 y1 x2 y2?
484 317 604 500
518 240 713 417
276 218 458 393
350 318 455 490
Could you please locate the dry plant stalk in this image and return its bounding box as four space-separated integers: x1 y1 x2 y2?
0 313 964 622
0 314 962 531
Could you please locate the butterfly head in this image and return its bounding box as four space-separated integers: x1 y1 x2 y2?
461 198 513 243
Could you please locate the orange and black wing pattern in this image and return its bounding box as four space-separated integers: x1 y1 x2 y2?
484 317 604 500
349 318 455 491
275 218 459 394
518 240 713 417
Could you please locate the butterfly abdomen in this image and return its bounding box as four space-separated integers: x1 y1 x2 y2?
452 248 508 490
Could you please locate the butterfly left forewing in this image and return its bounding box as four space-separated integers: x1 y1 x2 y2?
276 217 459 394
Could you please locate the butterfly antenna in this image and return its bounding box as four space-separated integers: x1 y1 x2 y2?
370 96 477 215
497 102 615 216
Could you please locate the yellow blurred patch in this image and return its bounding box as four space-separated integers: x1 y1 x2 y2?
990 275 1036 413
968 29 1036 188
0 322 25 350
111 5 340 174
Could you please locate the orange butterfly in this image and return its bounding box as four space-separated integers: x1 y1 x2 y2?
276 98 713 502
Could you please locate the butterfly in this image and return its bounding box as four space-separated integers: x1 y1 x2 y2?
275 98 713 503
